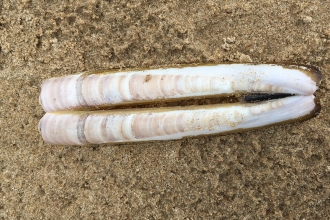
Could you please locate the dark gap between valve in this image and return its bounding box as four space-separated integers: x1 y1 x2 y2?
243 93 294 103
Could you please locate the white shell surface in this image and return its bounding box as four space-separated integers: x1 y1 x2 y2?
40 64 320 112
39 95 318 145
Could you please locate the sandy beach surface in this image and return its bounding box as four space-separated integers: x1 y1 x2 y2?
1 0 329 219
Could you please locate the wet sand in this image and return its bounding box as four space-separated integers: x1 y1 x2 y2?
1 1 330 218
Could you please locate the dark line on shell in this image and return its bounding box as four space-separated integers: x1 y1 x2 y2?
76 74 88 107
77 113 89 144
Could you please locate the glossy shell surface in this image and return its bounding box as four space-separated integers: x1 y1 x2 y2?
40 64 321 112
39 95 320 145
39 63 322 145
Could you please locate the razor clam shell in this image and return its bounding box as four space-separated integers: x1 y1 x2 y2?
39 95 319 145
40 64 321 112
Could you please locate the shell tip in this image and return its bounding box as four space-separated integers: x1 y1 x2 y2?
307 65 322 86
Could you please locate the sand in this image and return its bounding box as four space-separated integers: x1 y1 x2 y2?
1 0 330 219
